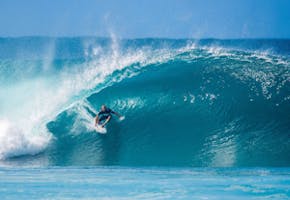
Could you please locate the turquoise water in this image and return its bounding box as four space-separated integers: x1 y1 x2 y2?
1 167 289 199
0 37 289 199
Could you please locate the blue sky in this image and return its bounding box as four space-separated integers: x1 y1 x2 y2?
0 0 289 38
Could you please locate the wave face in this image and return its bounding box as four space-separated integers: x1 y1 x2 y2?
0 37 289 167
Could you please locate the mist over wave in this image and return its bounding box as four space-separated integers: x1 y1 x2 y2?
0 37 289 167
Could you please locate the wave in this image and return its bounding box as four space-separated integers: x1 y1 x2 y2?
0 37 289 167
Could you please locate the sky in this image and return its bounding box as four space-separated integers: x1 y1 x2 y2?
0 0 289 38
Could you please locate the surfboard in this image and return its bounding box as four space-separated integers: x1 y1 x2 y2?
94 116 125 134
95 125 107 134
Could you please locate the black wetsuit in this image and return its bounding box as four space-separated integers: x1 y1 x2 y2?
97 108 113 124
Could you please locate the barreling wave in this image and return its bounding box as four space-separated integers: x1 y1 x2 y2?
0 37 289 167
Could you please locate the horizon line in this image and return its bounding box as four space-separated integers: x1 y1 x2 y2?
0 35 290 40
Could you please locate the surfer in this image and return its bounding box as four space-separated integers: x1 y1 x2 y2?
95 105 123 128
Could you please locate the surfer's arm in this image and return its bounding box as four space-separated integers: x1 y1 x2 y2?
95 115 99 126
111 110 122 118
101 115 111 127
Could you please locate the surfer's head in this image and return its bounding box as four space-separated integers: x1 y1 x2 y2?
101 105 106 111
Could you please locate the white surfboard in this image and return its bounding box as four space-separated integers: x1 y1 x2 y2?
94 116 125 134
95 125 107 134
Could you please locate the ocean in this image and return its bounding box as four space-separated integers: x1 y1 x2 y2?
0 37 289 199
